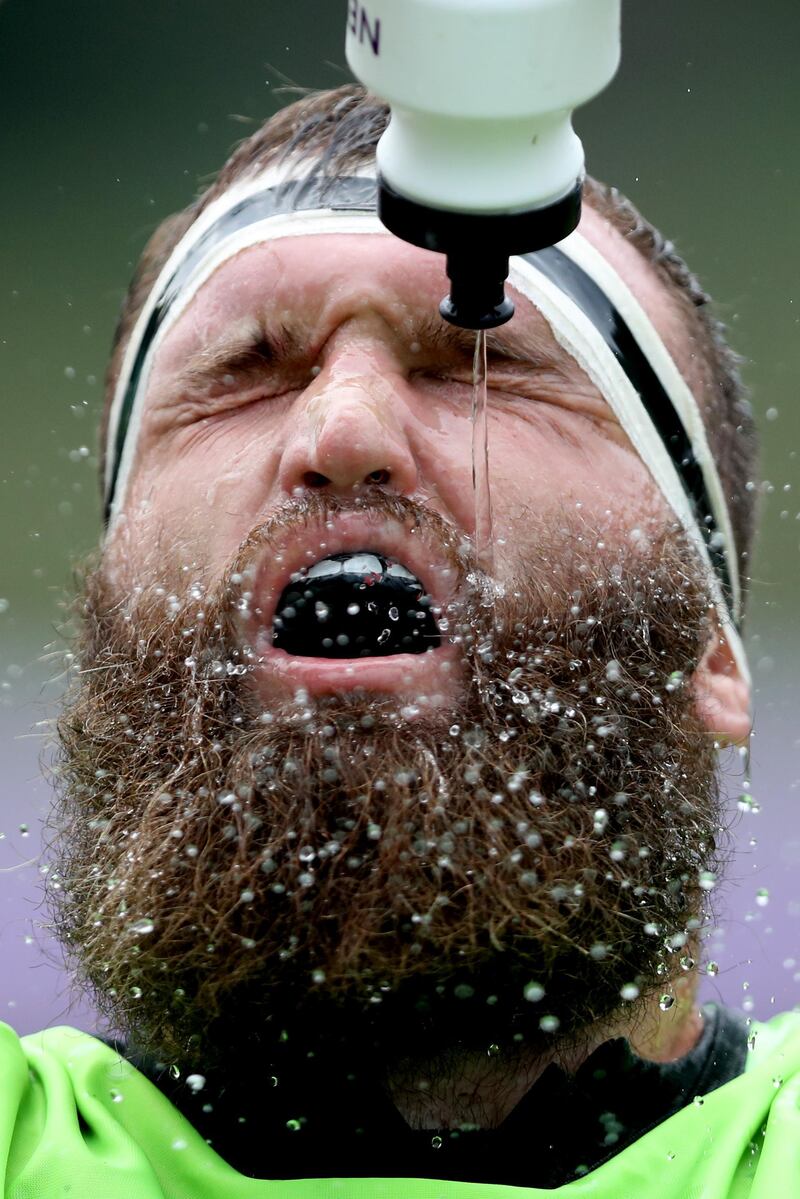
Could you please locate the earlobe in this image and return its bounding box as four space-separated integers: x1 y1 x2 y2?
692 632 752 745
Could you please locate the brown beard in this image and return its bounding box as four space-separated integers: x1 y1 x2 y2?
48 493 722 1076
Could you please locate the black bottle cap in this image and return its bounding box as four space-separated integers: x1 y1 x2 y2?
377 177 582 330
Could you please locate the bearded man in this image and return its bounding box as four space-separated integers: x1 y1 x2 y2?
4 86 796 1198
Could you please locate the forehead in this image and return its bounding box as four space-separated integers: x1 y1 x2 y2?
150 203 686 378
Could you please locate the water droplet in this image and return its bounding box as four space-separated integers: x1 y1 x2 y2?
523 981 545 1003
755 888 770 907
620 983 640 1001
705 961 719 976
186 1073 206 1093
110 1089 124 1104
129 985 143 999
665 670 685 691
171 1138 188 1151
659 994 675 1011
539 1014 560 1033
592 808 608 834
286 1118 302 1132
388 606 399 621
692 1095 704 1107
128 918 155 936
737 793 759 813
431 1135 443 1150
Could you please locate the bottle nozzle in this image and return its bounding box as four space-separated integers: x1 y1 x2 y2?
439 255 514 330
378 178 582 332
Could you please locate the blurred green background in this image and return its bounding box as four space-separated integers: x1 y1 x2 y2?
1 0 799 1030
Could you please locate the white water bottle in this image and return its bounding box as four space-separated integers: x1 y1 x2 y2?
345 0 621 327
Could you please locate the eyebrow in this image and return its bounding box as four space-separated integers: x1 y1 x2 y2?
411 313 571 372
169 307 571 396
170 320 304 393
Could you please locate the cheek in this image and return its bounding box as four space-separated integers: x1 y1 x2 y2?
490 423 651 520
484 419 666 587
411 395 661 560
113 407 288 585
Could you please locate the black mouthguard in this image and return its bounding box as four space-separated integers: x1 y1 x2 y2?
272 552 441 658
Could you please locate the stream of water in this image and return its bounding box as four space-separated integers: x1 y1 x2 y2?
471 329 494 579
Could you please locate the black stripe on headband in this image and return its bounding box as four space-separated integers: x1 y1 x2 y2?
528 247 733 614
105 173 734 621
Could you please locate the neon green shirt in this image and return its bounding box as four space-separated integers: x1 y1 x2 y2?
1 1015 799 1198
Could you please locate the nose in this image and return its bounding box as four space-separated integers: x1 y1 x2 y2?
277 362 420 498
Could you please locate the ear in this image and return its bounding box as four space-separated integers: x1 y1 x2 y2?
692 628 752 745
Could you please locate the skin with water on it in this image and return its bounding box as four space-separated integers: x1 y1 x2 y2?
61 204 752 1130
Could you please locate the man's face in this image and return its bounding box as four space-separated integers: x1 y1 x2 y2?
52 203 736 1071
107 208 667 708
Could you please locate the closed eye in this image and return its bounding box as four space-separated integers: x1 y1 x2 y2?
171 323 304 398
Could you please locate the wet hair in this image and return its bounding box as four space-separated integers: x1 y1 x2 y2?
100 85 759 601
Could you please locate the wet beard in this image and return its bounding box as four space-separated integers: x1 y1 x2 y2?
50 501 721 1081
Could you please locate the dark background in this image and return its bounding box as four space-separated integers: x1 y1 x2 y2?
1 0 798 1034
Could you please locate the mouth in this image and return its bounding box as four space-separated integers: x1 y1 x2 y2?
243 511 463 703
272 552 442 659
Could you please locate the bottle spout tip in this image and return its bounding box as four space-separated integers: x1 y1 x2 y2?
440 253 515 329
439 292 515 330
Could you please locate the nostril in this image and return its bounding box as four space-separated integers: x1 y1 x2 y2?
365 469 391 485
303 471 330 489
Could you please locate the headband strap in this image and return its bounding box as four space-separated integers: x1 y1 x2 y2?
528 245 734 615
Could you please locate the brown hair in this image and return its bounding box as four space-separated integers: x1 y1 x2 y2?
101 85 758 596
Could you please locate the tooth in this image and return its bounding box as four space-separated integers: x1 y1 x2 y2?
386 562 418 582
343 552 383 576
306 558 343 580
